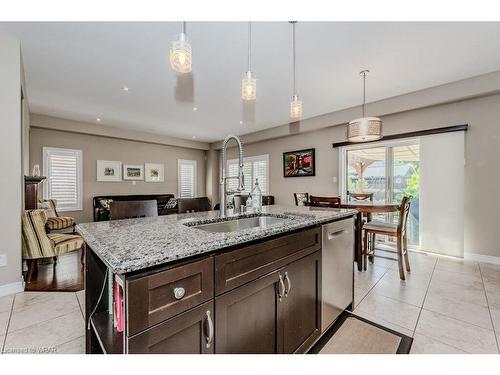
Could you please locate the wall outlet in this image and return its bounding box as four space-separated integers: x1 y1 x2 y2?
0 254 7 267
332 176 338 184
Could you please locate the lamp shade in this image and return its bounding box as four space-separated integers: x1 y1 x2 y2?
347 117 383 142
290 95 303 119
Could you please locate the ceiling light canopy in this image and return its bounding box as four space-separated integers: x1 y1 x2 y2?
241 22 257 101
289 21 302 119
347 70 383 142
170 21 192 74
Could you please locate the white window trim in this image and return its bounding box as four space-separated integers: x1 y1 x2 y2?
177 159 198 198
227 154 270 194
42 146 83 212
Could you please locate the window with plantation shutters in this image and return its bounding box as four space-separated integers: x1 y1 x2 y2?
43 147 83 211
178 159 197 198
227 154 269 194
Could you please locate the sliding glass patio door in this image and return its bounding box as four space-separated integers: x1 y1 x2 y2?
341 140 420 247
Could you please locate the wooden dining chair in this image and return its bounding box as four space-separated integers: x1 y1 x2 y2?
109 200 158 220
348 192 374 222
362 196 411 280
309 195 341 208
293 192 309 206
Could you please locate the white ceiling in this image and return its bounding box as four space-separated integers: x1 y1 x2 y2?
1 22 500 142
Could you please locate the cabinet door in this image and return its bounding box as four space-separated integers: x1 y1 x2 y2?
127 301 214 354
215 270 284 354
282 251 321 353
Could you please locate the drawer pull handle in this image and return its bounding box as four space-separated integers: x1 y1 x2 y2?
205 310 214 348
284 272 291 297
278 274 285 301
173 287 186 300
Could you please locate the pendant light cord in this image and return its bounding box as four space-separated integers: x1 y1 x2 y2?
247 22 252 71
292 22 297 94
182 21 186 34
362 72 366 117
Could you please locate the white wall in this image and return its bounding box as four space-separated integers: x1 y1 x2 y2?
420 132 465 257
0 34 24 294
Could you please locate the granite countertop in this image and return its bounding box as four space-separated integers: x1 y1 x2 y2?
76 205 357 274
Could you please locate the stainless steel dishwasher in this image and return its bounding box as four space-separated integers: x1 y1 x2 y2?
321 217 355 333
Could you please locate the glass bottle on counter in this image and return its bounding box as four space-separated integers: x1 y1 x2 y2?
251 178 262 212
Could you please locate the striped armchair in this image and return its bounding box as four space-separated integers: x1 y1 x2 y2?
22 209 84 283
38 199 76 233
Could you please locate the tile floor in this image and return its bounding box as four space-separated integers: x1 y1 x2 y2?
353 251 500 354
1 251 499 354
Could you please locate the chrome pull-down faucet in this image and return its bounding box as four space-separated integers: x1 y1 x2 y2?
220 134 244 217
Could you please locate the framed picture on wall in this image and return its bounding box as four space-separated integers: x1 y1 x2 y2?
145 163 165 182
97 160 122 182
283 148 315 177
123 164 144 180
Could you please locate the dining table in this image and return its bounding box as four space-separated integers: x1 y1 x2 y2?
339 201 400 271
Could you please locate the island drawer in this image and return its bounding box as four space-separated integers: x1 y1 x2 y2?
126 257 214 336
214 227 320 295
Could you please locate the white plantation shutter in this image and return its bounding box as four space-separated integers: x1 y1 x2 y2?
43 147 82 211
227 155 269 194
178 159 197 198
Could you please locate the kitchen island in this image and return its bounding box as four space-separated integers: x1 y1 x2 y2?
77 205 357 354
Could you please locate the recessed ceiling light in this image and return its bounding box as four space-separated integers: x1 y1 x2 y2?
122 86 129 92
192 135 196 139
239 121 243 125
193 107 198 111
96 117 102 123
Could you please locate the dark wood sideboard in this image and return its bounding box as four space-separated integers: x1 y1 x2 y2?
24 176 46 210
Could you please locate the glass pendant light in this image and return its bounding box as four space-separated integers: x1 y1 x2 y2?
241 22 257 101
170 21 192 74
347 70 383 142
289 21 302 119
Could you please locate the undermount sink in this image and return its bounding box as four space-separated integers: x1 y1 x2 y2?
191 215 287 233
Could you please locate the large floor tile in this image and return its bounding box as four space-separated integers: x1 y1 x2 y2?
9 292 80 332
0 295 14 314
435 257 480 275
355 292 421 331
56 335 84 354
489 306 500 334
13 291 76 311
410 333 469 354
479 263 500 284
415 309 498 354
371 279 427 308
354 265 388 290
4 310 84 353
354 286 370 308
423 292 493 330
0 310 10 335
353 309 414 337
428 270 487 307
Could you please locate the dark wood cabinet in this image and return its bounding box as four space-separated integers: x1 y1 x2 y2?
282 251 321 353
24 176 46 209
215 269 284 354
215 251 321 354
128 301 214 354
86 225 333 354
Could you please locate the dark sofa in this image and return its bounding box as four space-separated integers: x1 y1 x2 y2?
93 194 177 221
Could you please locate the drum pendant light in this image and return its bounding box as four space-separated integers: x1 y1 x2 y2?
347 70 383 142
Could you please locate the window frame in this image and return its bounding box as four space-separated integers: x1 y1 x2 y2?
42 146 83 212
226 154 270 194
177 159 198 198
